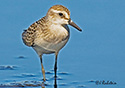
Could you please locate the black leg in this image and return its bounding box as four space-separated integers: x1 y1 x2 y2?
54 52 58 78
40 55 46 81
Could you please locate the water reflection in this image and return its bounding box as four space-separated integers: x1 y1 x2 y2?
54 77 57 88
41 82 45 88
41 76 57 88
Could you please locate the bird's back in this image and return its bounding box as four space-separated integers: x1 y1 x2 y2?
22 17 46 47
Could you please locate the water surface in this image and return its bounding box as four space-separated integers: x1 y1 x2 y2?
0 0 125 88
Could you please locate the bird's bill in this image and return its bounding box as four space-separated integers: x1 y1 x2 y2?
69 19 82 31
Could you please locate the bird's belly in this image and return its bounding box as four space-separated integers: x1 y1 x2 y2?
33 38 68 55
49 39 68 51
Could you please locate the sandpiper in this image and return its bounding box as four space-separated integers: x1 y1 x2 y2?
22 5 82 81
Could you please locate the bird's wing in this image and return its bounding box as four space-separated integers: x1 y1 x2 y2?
22 16 46 47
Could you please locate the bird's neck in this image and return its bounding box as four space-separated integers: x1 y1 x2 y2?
45 16 70 34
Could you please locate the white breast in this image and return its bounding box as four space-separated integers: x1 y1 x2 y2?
33 24 70 55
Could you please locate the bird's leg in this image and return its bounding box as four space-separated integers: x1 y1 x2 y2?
54 52 58 78
40 55 46 81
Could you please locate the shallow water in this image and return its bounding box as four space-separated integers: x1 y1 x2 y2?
0 0 125 88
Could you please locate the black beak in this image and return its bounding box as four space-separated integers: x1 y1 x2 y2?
69 19 82 31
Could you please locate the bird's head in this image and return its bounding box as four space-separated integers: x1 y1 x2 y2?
46 5 82 31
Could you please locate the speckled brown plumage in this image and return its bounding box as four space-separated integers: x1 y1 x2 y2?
22 16 47 47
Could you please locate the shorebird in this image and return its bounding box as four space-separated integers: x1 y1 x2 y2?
22 5 82 81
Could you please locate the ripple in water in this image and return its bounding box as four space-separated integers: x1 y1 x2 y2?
0 65 17 70
77 85 86 88
88 80 96 83
13 73 37 78
59 83 68 86
15 55 27 59
0 80 50 87
45 71 53 74
49 76 63 81
58 72 70 75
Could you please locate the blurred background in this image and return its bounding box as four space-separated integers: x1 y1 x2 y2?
0 0 125 88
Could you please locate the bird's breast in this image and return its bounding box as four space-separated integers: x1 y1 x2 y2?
43 24 70 43
33 24 70 53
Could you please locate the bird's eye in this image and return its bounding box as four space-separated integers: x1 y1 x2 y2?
59 13 63 16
